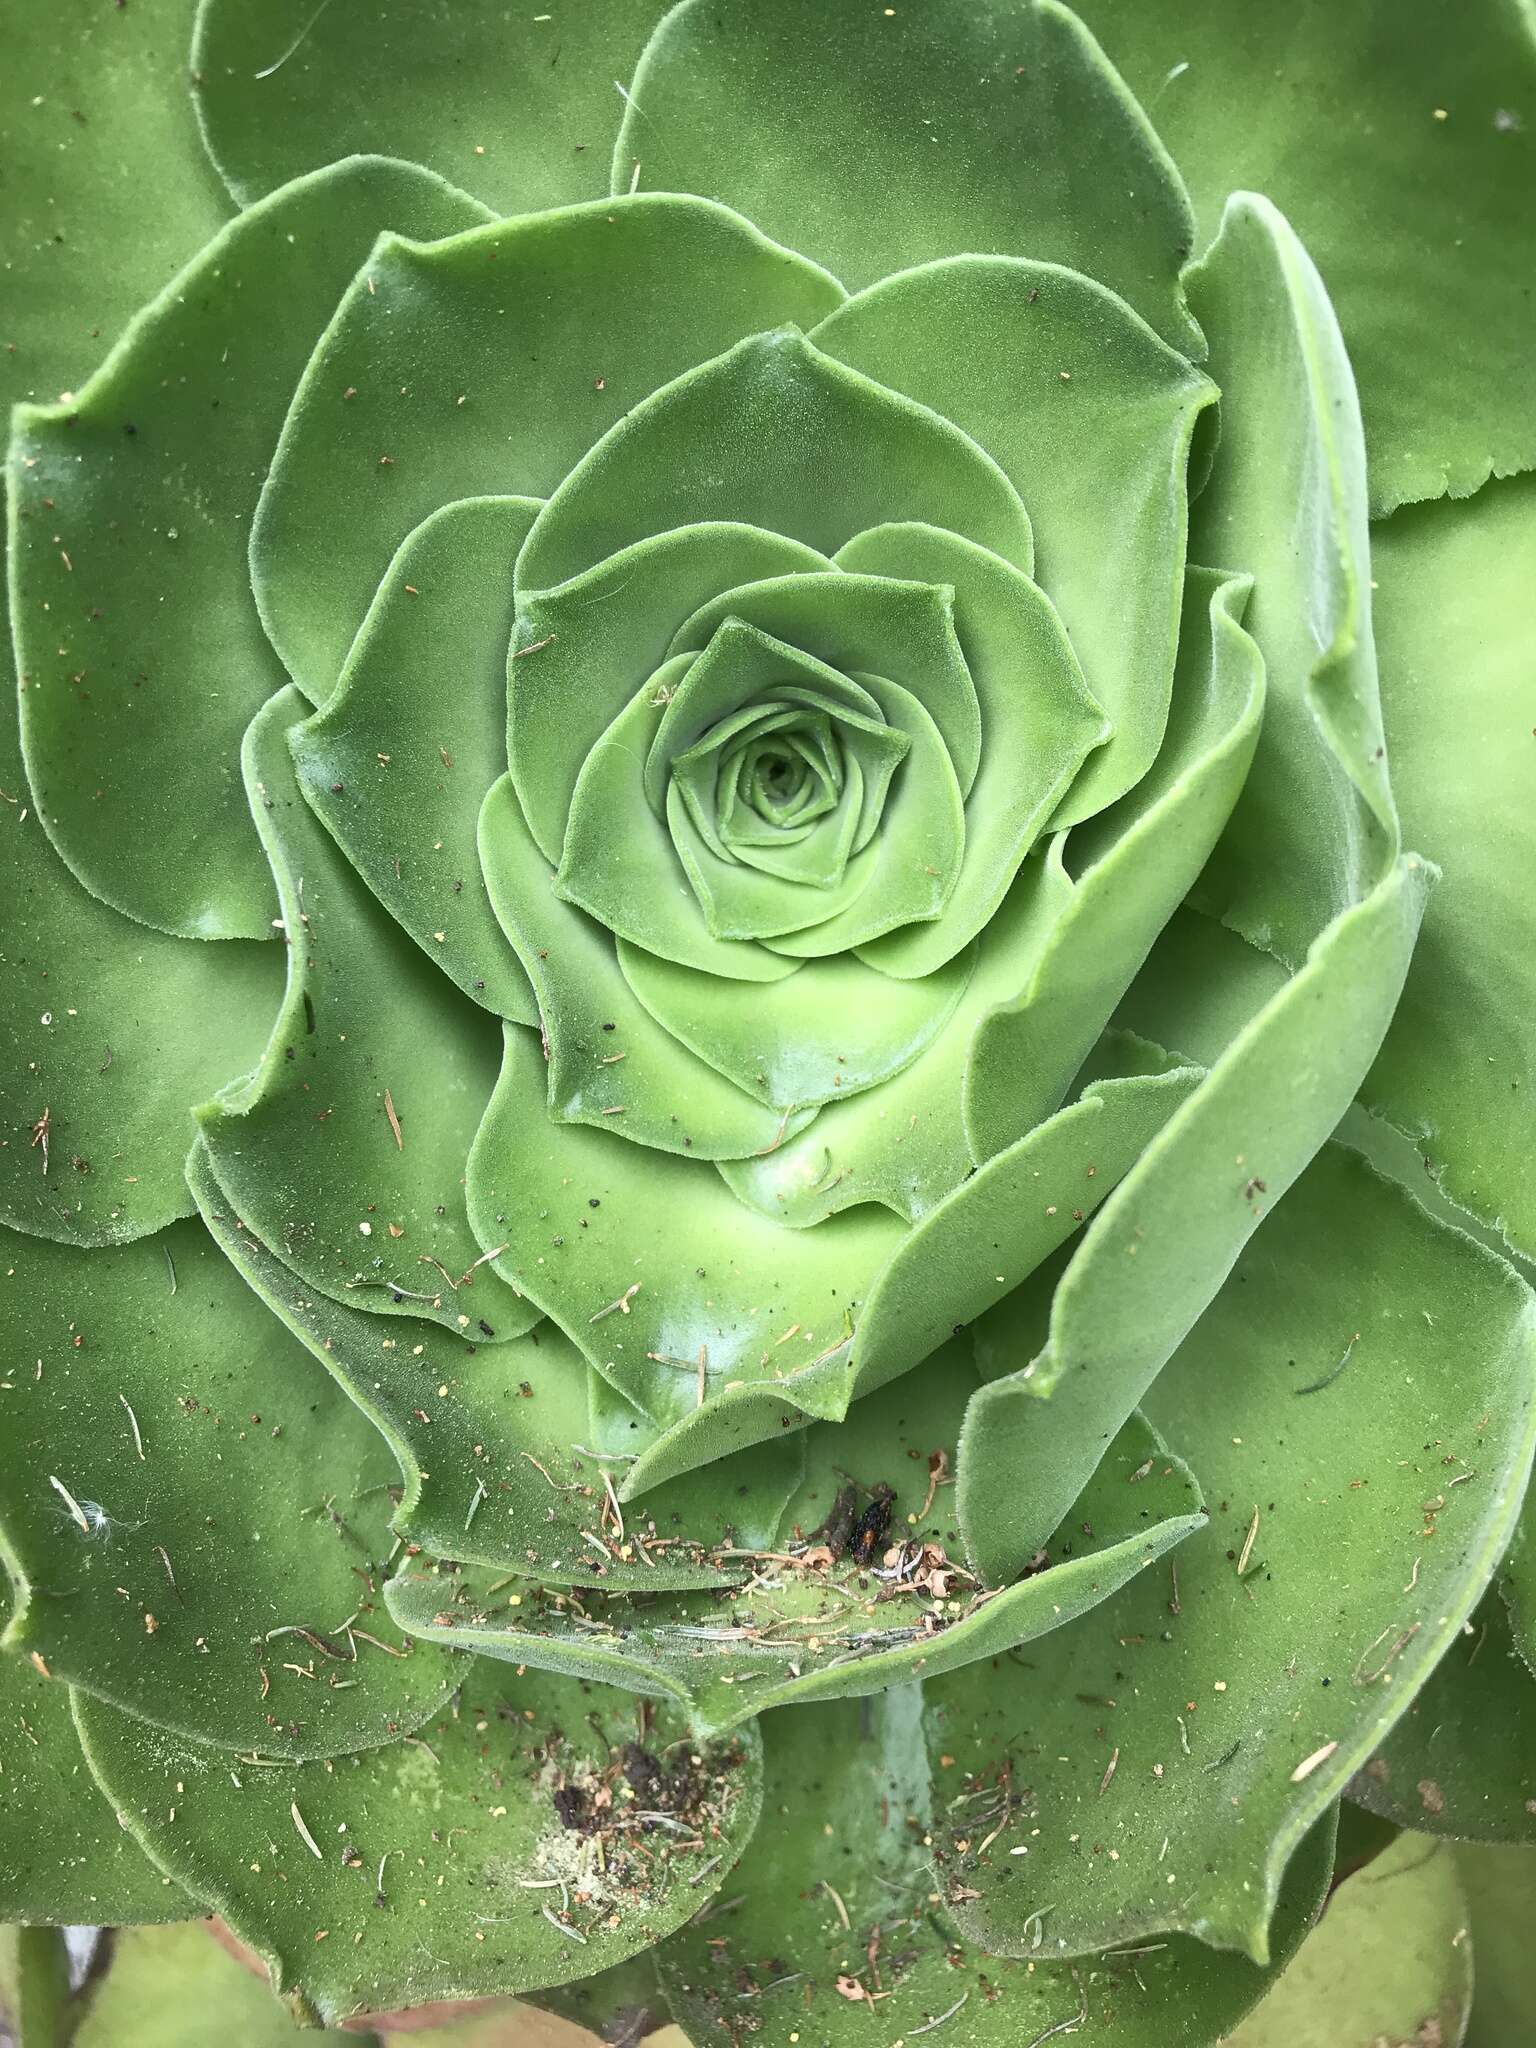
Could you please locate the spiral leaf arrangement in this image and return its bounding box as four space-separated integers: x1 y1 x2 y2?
4 2 1536 2041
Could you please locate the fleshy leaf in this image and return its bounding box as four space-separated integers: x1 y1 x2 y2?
4 0 230 423
466 1023 903 1434
1458 1841 1536 2048
290 497 541 1024
1185 193 1395 966
0 688 281 1250
1363 475 1536 1261
1346 1590 1536 1846
70 1921 320 2048
1079 0 1536 512
938 1143 1536 1962
190 1134 805 1594
514 329 1033 599
1114 904 1288 1069
835 527 1105 977
0 1595 186 1925
0 1219 459 1760
618 936 975 1113
1222 1829 1471 2048
960 851 1428 1562
618 0 1201 349
860 1064 1200 1460
8 155 491 940
192 0 660 216
478 777 804 1159
653 1688 1334 2048
253 198 844 707
816 258 1214 819
74 1666 763 2027
387 1391 1203 1737
200 689 534 1341
719 855 1076 1226
964 567 1264 1160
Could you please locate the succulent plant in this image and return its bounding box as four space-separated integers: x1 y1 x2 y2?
4 2 1536 2042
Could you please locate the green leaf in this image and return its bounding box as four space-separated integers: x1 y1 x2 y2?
718 856 1074 1228
521 1955 667 2048
1363 475 1536 1262
834 527 1106 978
192 0 660 217
514 330 1033 600
1457 1841 1536 2048
1222 1830 1471 2047
8 156 492 941
0 1219 459 1760
71 1923 323 2048
937 1143 1536 1962
189 1134 806 1595
253 198 844 708
290 497 541 1025
0 1592 186 1925
478 778 805 1160
200 689 534 1343
815 257 1214 820
0 1926 72 2048
74 1665 764 2027
1113 905 1288 1069
0 689 281 1251
0 3 272 1253
1346 1590 1536 1846
1184 193 1396 967
652 1688 1335 2048
618 0 1201 350
467 1022 904 1439
1502 1489 1536 1670
1079 0 1536 513
2 0 229 424
387 1389 1203 1737
964 568 1264 1161
968 849 1429 1562
618 935 974 1115
864 1064 1200 1497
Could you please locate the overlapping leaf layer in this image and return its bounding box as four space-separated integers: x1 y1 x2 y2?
4 0 1536 2039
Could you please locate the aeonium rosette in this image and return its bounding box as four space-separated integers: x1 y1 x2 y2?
5 0 1536 2039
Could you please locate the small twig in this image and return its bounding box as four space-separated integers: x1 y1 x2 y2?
1024 1972 1088 2048
541 1904 587 1944
48 1474 90 1534
911 1994 970 2037
590 1283 641 1323
291 1802 323 1860
1295 1333 1360 1396
119 1394 145 1461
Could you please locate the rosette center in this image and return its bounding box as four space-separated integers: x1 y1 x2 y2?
633 618 911 938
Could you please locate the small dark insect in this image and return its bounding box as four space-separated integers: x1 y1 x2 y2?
552 1784 590 1832
813 1483 860 1561
851 1483 897 1567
